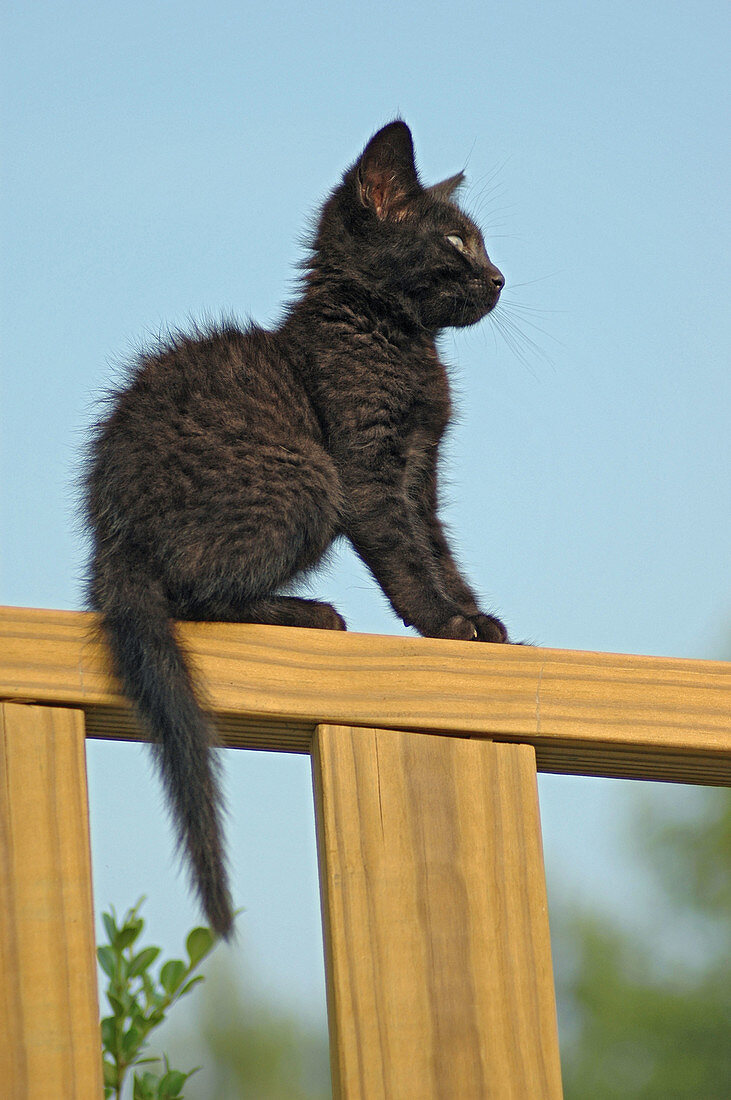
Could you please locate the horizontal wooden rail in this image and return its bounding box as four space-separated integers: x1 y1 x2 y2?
1 606 729 785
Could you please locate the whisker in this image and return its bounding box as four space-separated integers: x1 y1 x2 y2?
469 180 508 206
500 297 566 315
488 313 541 378
498 307 565 346
507 271 562 290
488 306 558 372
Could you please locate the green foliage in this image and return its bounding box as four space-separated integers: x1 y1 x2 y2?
556 789 731 1099
162 960 332 1100
197 974 331 1099
98 899 219 1099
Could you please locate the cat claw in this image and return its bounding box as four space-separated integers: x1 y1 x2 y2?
471 613 509 643
436 614 480 641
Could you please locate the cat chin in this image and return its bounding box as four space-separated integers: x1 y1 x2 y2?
428 301 498 330
463 293 503 326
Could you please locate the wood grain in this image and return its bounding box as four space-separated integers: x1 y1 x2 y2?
0 703 102 1099
1 605 729 784
312 725 563 1099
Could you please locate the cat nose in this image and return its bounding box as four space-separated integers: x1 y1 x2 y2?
490 270 505 291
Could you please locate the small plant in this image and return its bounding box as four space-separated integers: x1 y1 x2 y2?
98 898 219 1099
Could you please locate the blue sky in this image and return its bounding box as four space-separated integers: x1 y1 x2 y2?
2 0 729 1042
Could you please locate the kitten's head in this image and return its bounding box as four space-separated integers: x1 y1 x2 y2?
313 121 504 330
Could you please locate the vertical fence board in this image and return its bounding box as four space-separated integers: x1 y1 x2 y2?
312 725 563 1099
0 703 101 1098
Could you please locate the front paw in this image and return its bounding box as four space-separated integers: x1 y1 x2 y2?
471 613 509 643
431 612 509 643
434 614 479 641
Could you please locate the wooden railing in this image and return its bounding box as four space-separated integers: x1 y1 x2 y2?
1 605 729 1097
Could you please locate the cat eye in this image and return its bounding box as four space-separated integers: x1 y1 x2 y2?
446 234 466 252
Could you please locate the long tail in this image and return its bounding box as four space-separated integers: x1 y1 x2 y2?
95 573 234 938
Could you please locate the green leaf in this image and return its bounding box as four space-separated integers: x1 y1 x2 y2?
129 1000 148 1026
100 1016 117 1051
186 926 214 968
106 992 126 1018
140 970 155 997
128 946 161 977
97 945 116 978
102 1058 118 1087
121 1024 143 1061
102 911 118 944
133 1072 157 1100
178 975 204 998
159 1068 188 1097
129 1016 151 1046
160 959 187 995
117 923 142 950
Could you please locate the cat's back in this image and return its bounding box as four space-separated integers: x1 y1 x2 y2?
85 321 323 526
95 322 316 449
114 323 304 416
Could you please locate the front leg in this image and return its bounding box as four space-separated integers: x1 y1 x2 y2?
409 444 507 642
344 464 506 643
418 521 508 643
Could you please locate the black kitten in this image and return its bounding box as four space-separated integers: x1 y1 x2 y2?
84 121 510 937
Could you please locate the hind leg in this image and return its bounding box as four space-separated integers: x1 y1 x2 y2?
158 434 344 626
177 594 346 630
237 596 346 630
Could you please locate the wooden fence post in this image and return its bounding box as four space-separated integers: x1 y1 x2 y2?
0 703 102 1098
312 725 563 1099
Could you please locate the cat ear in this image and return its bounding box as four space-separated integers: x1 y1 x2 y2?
357 121 419 220
426 172 466 203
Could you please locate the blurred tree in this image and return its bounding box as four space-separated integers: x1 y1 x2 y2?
556 788 731 1098
167 959 331 1100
